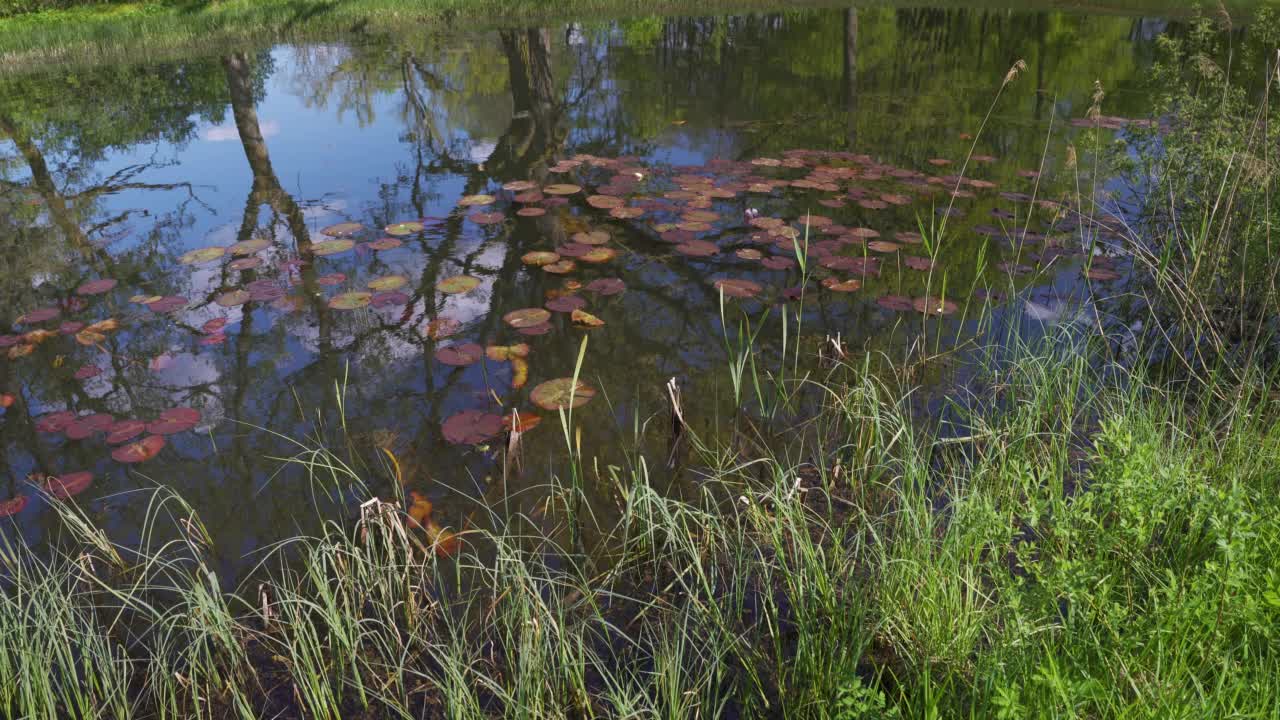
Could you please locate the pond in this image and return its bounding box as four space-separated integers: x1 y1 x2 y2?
0 6 1193 582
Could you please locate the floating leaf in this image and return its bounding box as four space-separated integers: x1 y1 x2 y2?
585 278 625 296
147 407 200 435
215 290 252 308
571 309 604 327
867 241 901 253
0 495 28 517
44 472 92 500
437 275 481 295
321 222 364 237
367 237 403 251
435 343 484 366
111 435 165 464
74 330 105 346
736 248 764 260
587 195 623 209
546 296 586 313
503 180 538 192
522 251 561 266
370 292 410 308
0 394 13 408
714 279 762 298
106 419 147 445
328 291 372 310
424 317 462 340
315 273 346 287
913 296 959 316
180 247 226 265
458 194 496 207
442 410 504 445
368 275 408 292
502 411 541 432
903 256 935 271
517 322 553 336
486 344 531 361
468 211 505 225
878 295 914 312
228 257 264 271
503 308 551 328
760 256 796 270
531 378 597 410
543 184 581 195
821 278 862 292
511 357 529 389
17 308 59 324
76 279 117 296
384 221 425 236
580 247 616 264
229 238 270 256
73 365 101 380
311 239 355 256
543 260 577 274
572 231 609 245
675 240 718 257
145 296 188 313
516 207 546 217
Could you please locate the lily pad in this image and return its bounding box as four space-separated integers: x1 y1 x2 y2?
228 257 263 271
111 435 166 464
522 251 561 266
76 279 117 296
45 471 92 500
912 296 959 316
546 296 586 313
17 308 60 324
517 322 553 336
311 239 355 256
146 296 188 313
504 308 551 328
180 247 226 265
675 240 718 257
442 410 504 445
503 180 538 192
437 275 481 295
867 241 901 253
587 195 623 209
571 309 605 327
435 343 484 366
368 275 408 292
542 260 576 275
877 295 914 312
370 292 410 308
329 291 372 310
384 221 425 236
0 495 28 517
903 256 936 271
35 411 77 433
468 211 505 225
543 184 582 196
424 317 462 339
229 238 270 256
216 290 252 308
585 278 625 296
760 256 796 270
516 207 547 217
106 420 147 445
367 237 403 251
572 231 609 245
821 278 862 292
530 378 597 411
321 222 364 237
458 194 496 207
715 279 763 298
580 247 616 264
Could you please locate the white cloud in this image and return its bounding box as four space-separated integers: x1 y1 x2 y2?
202 120 281 143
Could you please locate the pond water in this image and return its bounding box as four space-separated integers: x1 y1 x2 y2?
0 7 1188 581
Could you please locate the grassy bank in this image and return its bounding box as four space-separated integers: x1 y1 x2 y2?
0 0 1263 72
3 325 1278 718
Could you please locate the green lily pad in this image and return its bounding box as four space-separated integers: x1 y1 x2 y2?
216 290 252 307
530 378 597 411
384 221 425 236
229 238 270 256
368 275 408 292
321 222 365 237
437 275 481 295
180 247 226 265
329 291 372 310
311 239 355 256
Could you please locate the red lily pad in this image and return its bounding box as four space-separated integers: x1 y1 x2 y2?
878 295 915 312
111 435 166 464
367 237 403 251
913 296 959 316
903 256 936 271
546 296 586 313
370 292 410 308
73 365 101 380
424 317 462 340
516 207 547 217
216 290 252 308
0 495 28 517
468 211 505 225
530 378 597 410
45 471 92 500
35 411 77 433
715 279 763 298
585 278 625 296
76 279 118 296
821 278 862 292
760 256 796 270
17 308 59 324
675 240 718 257
435 343 484 366
517 322 553 336
106 419 147 445
146 296 188 313
315 273 346 286
441 410 505 445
